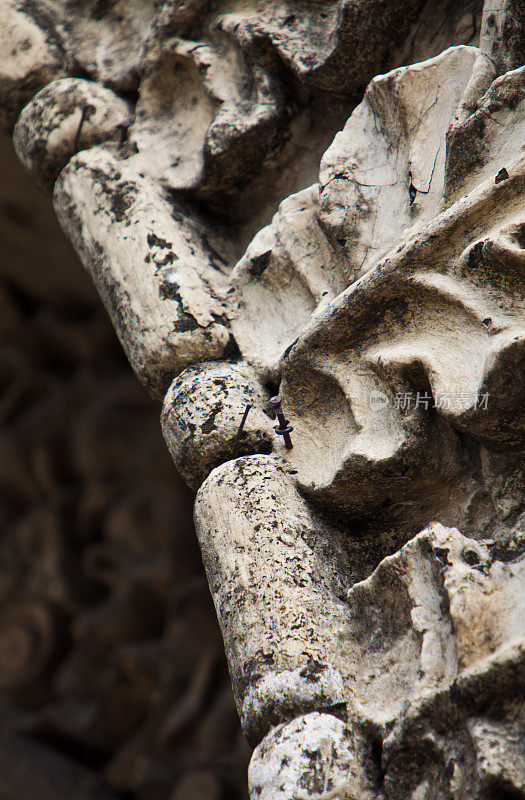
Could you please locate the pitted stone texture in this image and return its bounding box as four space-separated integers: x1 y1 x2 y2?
468 717 525 795
446 64 525 202
37 44 524 539
241 665 346 750
339 523 525 727
161 361 273 489
381 643 525 799
0 0 71 132
2 3 525 797
2 0 484 205
53 147 232 399
194 454 354 744
14 78 132 192
248 713 375 800
215 0 476 96
119 0 483 206
279 169 525 524
194 443 525 756
229 52 524 537
195 459 525 746
244 527 524 799
443 533 525 670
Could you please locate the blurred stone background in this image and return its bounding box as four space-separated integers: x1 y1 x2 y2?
0 130 250 800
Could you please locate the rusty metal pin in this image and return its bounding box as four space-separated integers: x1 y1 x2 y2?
269 394 293 449
73 105 88 153
233 403 252 457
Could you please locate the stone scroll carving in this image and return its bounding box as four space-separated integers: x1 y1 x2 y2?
2 0 524 797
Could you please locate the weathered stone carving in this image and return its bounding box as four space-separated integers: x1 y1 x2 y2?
14 78 132 192
2 0 524 796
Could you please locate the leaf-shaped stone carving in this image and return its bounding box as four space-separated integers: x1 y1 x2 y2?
230 46 525 525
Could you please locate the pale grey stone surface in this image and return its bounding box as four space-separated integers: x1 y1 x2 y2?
248 713 375 800
2 0 524 796
194 454 355 744
161 361 273 488
53 148 232 398
0 0 71 131
14 78 132 192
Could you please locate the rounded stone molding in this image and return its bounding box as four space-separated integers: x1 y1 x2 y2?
14 78 132 193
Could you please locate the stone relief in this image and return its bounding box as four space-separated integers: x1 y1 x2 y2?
1 0 524 797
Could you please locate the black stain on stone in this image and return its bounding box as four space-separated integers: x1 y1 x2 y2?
299 658 327 684
434 546 451 567
109 182 137 222
153 252 177 268
147 233 173 249
210 311 230 327
201 400 223 434
242 652 276 688
462 548 481 566
248 251 271 278
159 275 181 302
171 312 199 332
87 166 138 223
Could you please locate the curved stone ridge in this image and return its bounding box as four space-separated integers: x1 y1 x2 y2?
249 639 525 799
53 147 232 398
3 0 482 192
230 47 524 530
248 712 375 800
14 78 132 192
161 361 274 489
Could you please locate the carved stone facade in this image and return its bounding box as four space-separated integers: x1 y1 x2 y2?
1 1 524 798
